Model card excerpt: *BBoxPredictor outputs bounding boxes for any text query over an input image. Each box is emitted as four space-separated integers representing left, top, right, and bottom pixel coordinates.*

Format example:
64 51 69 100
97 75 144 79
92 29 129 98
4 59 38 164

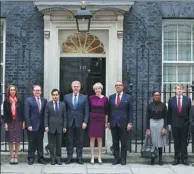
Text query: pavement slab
170 165 194 174
87 163 132 174
1 163 44 174
1 163 194 174
42 164 86 174
129 164 176 174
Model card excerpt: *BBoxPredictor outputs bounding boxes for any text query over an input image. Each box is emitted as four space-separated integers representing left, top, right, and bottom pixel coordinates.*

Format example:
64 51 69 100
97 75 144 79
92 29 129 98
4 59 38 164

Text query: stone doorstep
1 152 193 164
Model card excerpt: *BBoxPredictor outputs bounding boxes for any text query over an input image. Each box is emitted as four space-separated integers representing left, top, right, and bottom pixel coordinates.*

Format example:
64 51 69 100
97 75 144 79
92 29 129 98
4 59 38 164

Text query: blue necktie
73 95 78 109
55 101 59 113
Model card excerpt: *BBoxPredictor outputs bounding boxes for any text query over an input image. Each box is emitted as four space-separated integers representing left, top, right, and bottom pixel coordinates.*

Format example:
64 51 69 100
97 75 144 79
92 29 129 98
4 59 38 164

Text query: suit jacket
24 96 47 131
44 101 66 134
64 93 89 128
108 93 133 128
189 105 194 134
168 96 191 128
3 98 24 123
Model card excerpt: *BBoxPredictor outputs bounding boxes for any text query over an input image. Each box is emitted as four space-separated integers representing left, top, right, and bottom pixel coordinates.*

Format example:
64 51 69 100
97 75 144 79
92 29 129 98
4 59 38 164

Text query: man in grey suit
64 81 89 165
45 89 66 165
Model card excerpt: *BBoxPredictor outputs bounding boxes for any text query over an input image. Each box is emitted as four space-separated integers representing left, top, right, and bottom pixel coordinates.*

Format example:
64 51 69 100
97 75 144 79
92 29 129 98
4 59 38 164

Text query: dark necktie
73 94 78 109
116 94 120 108
55 101 59 113
37 97 41 112
178 97 181 114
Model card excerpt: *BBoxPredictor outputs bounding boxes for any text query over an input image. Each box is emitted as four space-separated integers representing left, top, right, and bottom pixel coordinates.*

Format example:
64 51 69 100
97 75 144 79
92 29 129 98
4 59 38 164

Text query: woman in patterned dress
3 85 24 164
88 82 108 165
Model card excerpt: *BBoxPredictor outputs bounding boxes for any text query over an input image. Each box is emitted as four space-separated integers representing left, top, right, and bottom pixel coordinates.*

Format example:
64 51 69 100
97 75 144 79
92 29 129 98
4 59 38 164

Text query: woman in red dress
88 82 108 165
3 85 24 164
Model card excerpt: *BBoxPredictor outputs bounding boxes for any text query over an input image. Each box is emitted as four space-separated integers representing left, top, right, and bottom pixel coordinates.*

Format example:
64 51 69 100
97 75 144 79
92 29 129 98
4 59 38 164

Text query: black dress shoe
112 159 120 165
50 159 56 165
172 159 179 165
28 159 34 165
151 158 155 165
38 158 46 165
120 161 126 165
182 159 189 166
65 159 73 164
158 160 163 166
76 159 84 165
158 157 163 166
56 159 62 165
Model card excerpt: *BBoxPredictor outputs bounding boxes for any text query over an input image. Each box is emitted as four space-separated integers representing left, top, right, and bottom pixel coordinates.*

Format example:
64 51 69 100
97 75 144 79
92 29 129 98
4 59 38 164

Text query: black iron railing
0 86 194 153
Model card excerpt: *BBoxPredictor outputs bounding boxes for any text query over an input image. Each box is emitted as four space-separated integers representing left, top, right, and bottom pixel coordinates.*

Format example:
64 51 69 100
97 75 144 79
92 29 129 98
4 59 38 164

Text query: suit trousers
48 131 62 160
111 125 128 162
27 130 44 160
172 125 189 160
66 121 84 160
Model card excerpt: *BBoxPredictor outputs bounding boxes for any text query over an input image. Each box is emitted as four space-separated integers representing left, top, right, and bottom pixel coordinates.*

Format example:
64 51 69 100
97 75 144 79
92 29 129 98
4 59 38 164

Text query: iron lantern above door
74 1 92 32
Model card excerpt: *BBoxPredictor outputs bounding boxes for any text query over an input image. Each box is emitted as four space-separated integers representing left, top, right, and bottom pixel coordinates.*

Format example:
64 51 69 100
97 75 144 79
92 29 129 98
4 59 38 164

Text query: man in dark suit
25 85 47 165
45 89 66 165
108 81 133 165
168 84 191 166
64 80 89 165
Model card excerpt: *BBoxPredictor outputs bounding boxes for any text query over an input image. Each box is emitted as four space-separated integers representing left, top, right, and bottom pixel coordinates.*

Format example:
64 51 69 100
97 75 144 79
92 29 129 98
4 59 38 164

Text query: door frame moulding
44 18 123 103
60 55 106 58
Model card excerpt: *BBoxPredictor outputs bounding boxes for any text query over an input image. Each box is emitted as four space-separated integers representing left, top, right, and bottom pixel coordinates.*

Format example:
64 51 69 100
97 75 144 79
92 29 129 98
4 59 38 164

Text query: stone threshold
1 151 193 164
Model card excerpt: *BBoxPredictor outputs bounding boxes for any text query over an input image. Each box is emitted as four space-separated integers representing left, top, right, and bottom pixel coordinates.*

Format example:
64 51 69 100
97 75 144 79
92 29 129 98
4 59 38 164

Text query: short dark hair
51 89 60 95
152 91 161 96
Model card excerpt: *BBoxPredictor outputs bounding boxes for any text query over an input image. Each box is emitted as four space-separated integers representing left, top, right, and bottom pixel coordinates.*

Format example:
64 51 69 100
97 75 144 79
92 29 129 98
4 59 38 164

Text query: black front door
60 57 106 147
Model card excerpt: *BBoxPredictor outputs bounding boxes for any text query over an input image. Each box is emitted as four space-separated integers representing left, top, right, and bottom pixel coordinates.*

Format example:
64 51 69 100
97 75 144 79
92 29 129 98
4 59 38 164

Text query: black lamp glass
74 1 92 32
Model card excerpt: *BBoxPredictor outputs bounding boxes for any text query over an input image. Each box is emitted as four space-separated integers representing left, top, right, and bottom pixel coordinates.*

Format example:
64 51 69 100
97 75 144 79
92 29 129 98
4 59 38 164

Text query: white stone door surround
35 1 134 151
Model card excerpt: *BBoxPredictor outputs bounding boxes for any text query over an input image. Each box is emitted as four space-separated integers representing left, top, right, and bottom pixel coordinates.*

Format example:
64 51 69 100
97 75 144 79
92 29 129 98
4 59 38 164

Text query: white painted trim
1 19 6 115
162 20 194 93
60 54 106 58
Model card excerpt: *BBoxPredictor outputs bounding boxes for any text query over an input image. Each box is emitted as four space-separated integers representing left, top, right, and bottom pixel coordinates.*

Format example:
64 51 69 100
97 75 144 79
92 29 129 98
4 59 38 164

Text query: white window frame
1 18 6 115
162 19 194 101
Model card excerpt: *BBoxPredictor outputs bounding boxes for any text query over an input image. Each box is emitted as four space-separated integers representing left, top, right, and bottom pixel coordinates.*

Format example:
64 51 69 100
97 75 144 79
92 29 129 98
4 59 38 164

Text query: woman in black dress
3 85 24 164
146 91 167 165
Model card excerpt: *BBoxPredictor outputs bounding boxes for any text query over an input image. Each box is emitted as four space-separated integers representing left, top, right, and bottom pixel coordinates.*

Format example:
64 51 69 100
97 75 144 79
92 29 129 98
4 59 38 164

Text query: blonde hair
175 84 184 90
93 82 103 90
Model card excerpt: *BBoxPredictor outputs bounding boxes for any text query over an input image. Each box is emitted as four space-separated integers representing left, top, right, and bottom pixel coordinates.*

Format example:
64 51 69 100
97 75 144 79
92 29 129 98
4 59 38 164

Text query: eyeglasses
52 94 59 96
34 90 41 92
115 84 123 87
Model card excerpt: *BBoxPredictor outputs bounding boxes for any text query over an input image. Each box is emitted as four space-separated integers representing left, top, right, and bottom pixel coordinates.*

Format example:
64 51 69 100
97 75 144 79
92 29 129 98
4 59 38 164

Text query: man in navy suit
25 85 47 165
168 84 191 166
64 81 89 165
108 81 133 165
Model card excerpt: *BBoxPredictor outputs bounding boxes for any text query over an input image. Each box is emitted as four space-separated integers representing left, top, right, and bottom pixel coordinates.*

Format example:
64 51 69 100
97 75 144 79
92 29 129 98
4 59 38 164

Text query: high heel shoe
98 158 102 165
14 155 18 164
90 159 95 165
10 156 15 165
